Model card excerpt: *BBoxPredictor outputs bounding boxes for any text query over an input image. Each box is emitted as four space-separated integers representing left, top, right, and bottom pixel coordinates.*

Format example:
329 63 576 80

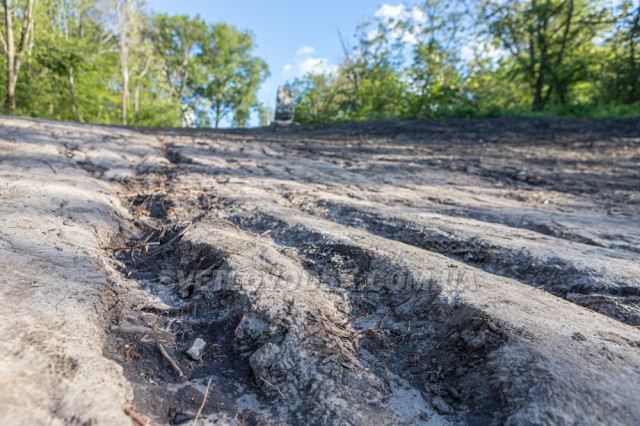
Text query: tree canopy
0 0 269 127
292 0 640 123
0 0 638 127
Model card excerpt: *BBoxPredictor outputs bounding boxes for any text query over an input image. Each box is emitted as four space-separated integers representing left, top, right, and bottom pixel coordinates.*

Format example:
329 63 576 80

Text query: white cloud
375 4 405 20
371 3 426 45
460 40 507 64
401 31 419 45
283 46 338 80
283 57 338 80
296 45 316 56
375 3 426 24
409 7 426 25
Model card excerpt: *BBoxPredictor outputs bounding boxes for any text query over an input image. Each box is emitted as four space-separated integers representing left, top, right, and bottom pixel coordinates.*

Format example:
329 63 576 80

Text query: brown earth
0 116 639 425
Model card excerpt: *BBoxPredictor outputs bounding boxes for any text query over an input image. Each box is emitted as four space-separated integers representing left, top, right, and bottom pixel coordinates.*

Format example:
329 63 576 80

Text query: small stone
447 386 461 401
415 411 429 422
186 338 207 360
461 329 486 349
431 396 452 415
408 365 422 374
572 332 587 342
159 275 174 285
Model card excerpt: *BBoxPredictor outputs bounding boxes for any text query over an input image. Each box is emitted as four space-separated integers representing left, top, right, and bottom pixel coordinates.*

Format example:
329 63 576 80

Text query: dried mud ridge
1 117 640 425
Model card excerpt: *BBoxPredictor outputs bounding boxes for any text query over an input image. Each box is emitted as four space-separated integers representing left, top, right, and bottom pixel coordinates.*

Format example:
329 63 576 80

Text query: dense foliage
1 1 638 127
291 0 640 123
0 0 269 127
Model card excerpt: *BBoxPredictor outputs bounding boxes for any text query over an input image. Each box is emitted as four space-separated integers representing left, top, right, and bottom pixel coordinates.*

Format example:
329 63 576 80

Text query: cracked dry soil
1 116 639 425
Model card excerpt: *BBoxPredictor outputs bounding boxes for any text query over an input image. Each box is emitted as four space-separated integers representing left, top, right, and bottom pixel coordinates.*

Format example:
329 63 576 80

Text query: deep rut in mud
95 119 640 425
102 151 509 425
104 172 264 424
229 211 511 424
308 202 640 326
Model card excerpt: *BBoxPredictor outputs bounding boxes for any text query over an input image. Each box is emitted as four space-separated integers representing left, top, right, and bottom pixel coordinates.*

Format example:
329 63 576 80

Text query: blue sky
148 0 421 119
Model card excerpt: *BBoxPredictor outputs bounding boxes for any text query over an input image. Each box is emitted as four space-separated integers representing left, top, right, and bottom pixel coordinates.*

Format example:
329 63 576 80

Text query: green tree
481 0 607 111
256 102 272 126
405 39 467 117
148 13 207 124
196 23 268 128
403 1 469 117
601 2 640 104
339 17 407 120
291 2 467 122
1 0 37 111
291 73 344 123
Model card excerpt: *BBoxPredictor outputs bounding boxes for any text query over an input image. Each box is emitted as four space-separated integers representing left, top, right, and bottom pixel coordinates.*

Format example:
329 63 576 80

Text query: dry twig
145 222 193 257
236 411 251 426
343 312 368 325
42 160 57 174
192 378 213 426
124 407 148 426
119 332 146 362
377 290 417 328
133 195 151 217
260 376 285 401
384 361 393 394
102 241 158 253
157 342 184 377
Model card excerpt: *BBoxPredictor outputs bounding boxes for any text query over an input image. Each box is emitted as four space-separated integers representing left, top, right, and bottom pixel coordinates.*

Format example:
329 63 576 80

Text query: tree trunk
529 42 544 112
59 0 80 121
116 0 130 125
531 0 548 112
628 7 640 104
133 85 139 122
121 61 128 124
133 55 151 124
533 71 545 112
631 48 638 104
68 65 79 120
177 60 189 125
551 0 574 106
4 1 15 111
2 0 35 112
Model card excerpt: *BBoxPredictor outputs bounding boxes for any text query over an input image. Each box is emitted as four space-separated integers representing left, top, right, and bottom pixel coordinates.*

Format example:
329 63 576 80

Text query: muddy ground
0 116 639 425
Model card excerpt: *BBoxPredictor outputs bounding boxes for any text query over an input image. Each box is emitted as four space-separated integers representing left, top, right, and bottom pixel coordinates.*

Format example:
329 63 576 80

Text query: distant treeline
1 1 638 128
292 0 640 122
0 1 269 127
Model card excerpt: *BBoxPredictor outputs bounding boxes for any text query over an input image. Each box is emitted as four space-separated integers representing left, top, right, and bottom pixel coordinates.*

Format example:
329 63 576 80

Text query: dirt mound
1 116 639 425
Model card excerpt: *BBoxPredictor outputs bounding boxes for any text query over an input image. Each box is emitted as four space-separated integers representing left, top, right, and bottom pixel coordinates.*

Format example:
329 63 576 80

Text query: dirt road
0 116 639 425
